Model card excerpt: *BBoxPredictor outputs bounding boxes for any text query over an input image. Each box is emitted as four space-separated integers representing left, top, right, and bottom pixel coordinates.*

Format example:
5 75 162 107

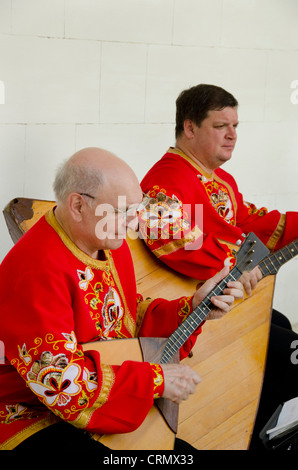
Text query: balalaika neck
160 265 242 364
259 239 298 277
160 238 298 364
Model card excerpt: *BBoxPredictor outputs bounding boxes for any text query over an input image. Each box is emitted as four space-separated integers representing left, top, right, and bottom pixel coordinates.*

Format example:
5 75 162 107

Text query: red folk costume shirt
140 148 298 282
0 208 198 450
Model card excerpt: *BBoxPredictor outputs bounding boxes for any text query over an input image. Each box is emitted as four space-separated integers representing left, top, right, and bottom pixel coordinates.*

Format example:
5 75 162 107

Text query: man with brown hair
140 83 298 294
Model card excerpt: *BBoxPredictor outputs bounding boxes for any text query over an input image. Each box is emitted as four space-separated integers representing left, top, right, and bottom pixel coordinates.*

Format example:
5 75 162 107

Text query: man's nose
226 126 237 139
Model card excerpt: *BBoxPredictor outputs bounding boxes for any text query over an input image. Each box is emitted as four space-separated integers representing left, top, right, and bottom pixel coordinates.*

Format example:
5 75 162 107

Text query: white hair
53 158 103 204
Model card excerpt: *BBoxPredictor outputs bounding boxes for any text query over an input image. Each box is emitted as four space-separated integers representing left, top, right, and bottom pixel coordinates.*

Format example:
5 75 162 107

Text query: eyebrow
213 120 239 125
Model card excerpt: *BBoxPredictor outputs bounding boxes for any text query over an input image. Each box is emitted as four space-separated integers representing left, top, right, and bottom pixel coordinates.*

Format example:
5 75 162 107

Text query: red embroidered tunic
0 209 198 449
140 148 298 281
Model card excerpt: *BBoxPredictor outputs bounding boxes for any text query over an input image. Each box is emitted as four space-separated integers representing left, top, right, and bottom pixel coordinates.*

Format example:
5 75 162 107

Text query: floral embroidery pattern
199 175 235 225
244 201 267 217
138 188 190 243
77 266 94 291
101 287 125 339
150 364 164 399
61 332 77 352
78 266 127 339
11 338 43 376
28 361 81 407
177 296 192 321
17 343 32 365
10 332 99 422
223 250 236 270
83 368 98 392
0 404 42 425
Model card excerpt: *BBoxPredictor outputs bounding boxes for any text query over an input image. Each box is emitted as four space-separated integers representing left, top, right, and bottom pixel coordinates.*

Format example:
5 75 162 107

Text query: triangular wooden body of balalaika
83 337 179 450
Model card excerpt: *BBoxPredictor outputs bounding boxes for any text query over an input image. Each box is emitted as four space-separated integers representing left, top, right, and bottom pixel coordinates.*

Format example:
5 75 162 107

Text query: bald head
53 147 142 256
53 147 140 205
69 147 128 174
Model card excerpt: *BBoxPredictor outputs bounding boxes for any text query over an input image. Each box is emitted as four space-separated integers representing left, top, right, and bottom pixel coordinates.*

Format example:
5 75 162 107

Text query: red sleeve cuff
150 363 165 399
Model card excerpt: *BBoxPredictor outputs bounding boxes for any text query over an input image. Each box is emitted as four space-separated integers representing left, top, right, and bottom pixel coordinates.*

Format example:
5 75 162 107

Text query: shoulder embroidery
101 287 125 339
198 174 236 225
77 265 128 339
138 189 190 243
77 267 94 291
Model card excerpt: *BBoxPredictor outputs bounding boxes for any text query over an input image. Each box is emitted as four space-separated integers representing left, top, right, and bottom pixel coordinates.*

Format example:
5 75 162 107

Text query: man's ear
68 193 83 222
183 119 196 138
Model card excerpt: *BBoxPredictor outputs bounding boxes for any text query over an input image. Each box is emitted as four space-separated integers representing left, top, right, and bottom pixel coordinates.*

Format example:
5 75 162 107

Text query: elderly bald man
0 147 243 451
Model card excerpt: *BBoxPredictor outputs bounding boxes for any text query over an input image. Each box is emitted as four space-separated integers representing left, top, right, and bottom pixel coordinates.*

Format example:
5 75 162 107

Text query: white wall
0 0 297 325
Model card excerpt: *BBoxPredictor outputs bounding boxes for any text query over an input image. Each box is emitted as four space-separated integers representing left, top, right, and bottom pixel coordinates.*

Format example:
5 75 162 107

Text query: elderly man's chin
98 234 126 251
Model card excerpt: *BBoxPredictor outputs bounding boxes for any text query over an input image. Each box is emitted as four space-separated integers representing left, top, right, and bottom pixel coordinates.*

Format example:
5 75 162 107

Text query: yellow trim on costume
152 225 202 258
46 208 136 336
74 364 115 429
150 363 164 399
0 414 60 450
212 174 238 218
170 147 238 217
46 209 110 271
267 213 286 251
135 298 155 335
170 147 213 180
107 257 136 337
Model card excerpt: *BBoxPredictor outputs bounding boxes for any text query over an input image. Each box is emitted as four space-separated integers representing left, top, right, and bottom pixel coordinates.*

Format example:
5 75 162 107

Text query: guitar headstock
235 232 269 274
